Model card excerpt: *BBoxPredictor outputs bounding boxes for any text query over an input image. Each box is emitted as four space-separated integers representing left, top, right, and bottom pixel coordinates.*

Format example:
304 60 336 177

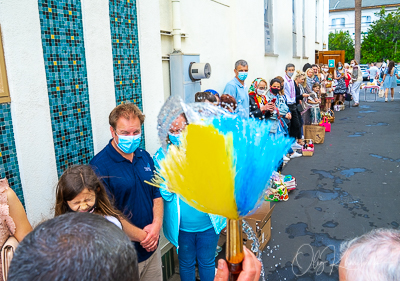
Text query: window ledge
302 56 309 59
265 53 279 57
293 56 301 59
0 97 11 104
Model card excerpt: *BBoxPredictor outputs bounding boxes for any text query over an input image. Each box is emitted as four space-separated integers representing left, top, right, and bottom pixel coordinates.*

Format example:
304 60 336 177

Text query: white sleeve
105 215 123 229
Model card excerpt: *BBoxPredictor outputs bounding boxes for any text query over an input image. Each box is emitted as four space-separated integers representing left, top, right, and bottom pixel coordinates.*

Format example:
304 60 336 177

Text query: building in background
0 0 328 277
161 0 329 101
329 0 400 40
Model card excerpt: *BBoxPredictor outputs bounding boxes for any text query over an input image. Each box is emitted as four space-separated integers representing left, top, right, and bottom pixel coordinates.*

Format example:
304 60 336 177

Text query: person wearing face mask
319 64 330 111
249 78 274 119
283 64 302 146
349 59 363 107
325 72 334 111
266 78 291 134
153 114 226 281
223 59 250 118
333 61 347 103
90 103 163 281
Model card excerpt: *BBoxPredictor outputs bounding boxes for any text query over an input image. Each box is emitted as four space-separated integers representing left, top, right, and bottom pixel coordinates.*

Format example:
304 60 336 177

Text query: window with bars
331 18 345 27
302 0 306 57
264 0 274 54
362 16 371 25
315 0 319 42
292 0 297 56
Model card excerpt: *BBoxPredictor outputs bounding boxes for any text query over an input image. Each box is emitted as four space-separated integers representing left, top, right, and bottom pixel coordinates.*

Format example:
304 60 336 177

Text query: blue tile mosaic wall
38 0 94 176
109 0 145 148
0 103 24 205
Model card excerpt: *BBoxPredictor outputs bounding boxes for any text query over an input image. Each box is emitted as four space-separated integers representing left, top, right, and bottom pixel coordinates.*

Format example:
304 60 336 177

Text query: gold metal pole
226 219 244 280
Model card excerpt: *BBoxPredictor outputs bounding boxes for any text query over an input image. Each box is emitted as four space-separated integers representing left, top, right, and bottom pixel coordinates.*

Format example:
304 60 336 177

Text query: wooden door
316 50 345 73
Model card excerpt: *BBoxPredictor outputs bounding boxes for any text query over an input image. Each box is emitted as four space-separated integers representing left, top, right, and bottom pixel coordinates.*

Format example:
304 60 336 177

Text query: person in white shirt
368 63 379 82
283 63 302 141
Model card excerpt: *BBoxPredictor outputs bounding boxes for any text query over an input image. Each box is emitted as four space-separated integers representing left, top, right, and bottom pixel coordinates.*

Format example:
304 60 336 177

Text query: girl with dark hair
266 78 291 134
55 165 126 229
382 61 400 102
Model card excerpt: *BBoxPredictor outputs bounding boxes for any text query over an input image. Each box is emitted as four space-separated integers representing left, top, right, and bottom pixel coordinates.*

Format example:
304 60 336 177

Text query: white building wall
81 0 117 155
0 0 58 225
137 0 167 155
159 0 330 98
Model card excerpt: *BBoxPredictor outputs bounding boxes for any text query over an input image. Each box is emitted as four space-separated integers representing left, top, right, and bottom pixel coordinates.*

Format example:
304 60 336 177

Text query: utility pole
354 0 362 62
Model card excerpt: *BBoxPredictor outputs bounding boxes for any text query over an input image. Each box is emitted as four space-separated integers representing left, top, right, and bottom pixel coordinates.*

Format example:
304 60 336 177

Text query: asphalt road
263 85 400 280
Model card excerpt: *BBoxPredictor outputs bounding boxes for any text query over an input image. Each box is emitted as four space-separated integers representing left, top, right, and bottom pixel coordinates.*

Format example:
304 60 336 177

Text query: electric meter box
189 63 211 81
170 53 211 103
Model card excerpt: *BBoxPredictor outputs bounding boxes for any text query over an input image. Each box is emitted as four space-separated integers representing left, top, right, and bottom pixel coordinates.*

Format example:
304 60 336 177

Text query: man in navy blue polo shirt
90 103 163 281
223 59 250 118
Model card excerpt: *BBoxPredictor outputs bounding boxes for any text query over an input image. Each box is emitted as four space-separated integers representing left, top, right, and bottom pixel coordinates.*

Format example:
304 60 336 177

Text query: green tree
329 30 354 62
361 7 400 63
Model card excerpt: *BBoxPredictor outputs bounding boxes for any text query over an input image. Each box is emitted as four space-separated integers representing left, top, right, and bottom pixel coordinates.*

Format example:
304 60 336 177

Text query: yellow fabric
153 124 239 219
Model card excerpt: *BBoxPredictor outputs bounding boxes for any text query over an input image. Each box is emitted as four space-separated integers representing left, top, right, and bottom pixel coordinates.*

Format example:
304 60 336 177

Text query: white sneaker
291 143 303 150
290 152 302 159
283 155 290 161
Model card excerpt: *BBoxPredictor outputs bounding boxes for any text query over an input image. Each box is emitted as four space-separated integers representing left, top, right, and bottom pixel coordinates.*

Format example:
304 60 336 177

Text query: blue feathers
211 116 293 217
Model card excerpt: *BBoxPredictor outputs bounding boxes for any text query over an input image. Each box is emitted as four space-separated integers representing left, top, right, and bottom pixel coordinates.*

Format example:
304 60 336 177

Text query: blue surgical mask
115 134 141 154
338 67 342 70
287 72 294 78
168 133 181 146
238 72 248 81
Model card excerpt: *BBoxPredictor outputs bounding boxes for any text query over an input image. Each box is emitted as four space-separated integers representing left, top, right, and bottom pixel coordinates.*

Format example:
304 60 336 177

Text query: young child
55 165 124 229
325 73 334 112
308 83 322 125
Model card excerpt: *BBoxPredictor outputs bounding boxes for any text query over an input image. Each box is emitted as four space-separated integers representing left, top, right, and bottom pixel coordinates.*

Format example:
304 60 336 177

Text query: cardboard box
243 201 275 251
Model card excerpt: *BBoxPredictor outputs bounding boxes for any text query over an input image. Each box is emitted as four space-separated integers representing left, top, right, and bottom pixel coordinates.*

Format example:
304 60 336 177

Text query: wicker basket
322 110 335 123
334 100 345 111
302 139 314 156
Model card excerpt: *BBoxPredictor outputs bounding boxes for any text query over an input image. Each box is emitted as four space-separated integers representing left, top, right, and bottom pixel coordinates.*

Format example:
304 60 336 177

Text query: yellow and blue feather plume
152 114 292 219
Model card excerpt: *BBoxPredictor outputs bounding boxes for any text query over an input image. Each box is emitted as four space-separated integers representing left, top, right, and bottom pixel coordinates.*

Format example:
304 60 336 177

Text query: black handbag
344 93 353 101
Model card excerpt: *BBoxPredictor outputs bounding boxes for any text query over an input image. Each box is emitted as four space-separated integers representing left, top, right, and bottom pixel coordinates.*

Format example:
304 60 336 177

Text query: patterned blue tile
38 0 94 176
109 0 145 148
0 103 24 205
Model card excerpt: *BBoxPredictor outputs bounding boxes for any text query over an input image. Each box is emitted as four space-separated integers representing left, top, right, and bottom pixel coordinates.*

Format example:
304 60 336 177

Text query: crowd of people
0 59 399 281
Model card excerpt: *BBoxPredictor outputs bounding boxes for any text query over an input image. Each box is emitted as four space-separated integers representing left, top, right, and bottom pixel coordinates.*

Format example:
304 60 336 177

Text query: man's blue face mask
238 72 248 81
115 133 141 154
